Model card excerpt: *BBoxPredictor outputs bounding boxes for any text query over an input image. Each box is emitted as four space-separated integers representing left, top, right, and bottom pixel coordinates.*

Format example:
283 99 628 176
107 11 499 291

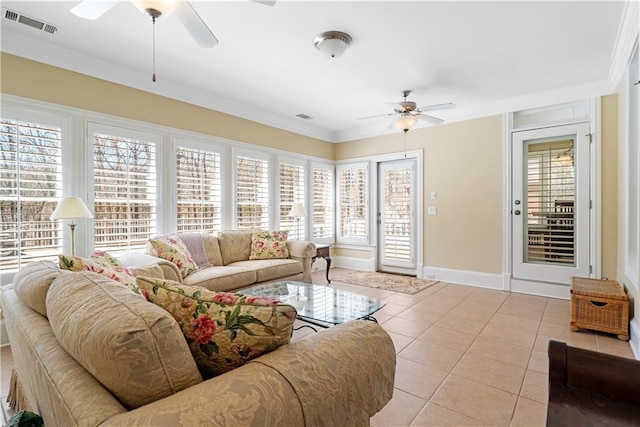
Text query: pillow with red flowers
59 251 141 294
249 230 290 260
148 234 198 278
136 276 296 378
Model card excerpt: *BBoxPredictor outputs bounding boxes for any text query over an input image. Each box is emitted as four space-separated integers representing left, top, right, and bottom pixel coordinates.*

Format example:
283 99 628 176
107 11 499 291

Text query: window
176 145 222 233
311 163 334 242
235 152 269 230
337 162 369 244
0 117 63 273
92 126 157 254
279 160 305 239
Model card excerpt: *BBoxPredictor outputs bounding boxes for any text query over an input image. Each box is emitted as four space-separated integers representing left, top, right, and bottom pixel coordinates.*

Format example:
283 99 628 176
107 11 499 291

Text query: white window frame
171 136 225 235
277 156 307 239
232 148 272 230
0 107 71 285
336 161 370 245
87 122 162 255
310 161 335 244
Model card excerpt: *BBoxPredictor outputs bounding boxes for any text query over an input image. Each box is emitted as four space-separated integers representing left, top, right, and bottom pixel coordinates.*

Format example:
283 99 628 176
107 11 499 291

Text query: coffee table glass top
240 281 386 326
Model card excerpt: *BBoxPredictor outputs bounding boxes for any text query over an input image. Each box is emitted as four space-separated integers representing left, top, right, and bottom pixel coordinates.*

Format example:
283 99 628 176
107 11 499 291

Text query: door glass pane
525 137 575 266
382 165 412 263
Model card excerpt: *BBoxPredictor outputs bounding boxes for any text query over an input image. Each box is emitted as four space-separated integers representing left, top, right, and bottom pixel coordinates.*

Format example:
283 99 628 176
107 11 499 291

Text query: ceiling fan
359 90 456 132
70 0 274 81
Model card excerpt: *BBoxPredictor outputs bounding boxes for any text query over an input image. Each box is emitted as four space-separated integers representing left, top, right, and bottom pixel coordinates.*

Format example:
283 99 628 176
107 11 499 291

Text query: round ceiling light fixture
312 30 352 58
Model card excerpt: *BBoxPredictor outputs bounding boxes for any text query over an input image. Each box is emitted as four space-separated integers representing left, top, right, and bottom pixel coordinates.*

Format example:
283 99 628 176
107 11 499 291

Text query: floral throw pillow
136 276 296 378
249 230 290 260
59 251 141 294
148 235 198 278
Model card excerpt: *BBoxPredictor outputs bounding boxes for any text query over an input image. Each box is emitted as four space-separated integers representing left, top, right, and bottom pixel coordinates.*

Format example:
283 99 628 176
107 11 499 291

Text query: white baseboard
422 266 504 290
333 255 375 272
630 318 640 360
509 278 571 300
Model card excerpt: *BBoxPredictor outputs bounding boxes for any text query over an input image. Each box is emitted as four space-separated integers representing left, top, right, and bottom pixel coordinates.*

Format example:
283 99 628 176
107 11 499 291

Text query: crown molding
608 0 639 86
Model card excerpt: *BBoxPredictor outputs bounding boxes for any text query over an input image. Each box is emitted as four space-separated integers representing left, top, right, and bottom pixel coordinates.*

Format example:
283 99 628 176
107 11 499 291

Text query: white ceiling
0 1 630 142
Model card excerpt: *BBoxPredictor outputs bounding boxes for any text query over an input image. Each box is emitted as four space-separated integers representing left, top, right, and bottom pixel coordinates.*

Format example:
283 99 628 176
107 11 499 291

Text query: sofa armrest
100 320 395 427
118 252 183 284
286 240 316 283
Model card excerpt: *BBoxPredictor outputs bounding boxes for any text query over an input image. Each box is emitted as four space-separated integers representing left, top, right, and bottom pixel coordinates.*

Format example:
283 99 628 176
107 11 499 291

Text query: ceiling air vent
3 8 59 35
296 113 314 120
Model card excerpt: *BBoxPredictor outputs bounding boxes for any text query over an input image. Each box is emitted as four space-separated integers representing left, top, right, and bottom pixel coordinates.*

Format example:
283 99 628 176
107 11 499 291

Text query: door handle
514 210 521 215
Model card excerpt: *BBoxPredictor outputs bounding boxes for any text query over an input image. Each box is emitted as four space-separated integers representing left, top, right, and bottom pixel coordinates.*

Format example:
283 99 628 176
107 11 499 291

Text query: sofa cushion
183 266 257 292
136 276 296 378
202 234 224 266
229 259 303 283
249 230 290 260
12 260 66 317
46 272 203 410
177 233 211 268
59 251 140 294
149 235 198 278
217 230 252 265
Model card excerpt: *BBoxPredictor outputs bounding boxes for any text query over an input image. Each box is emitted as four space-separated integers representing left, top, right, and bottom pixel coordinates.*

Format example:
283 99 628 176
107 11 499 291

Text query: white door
512 123 591 284
377 159 417 275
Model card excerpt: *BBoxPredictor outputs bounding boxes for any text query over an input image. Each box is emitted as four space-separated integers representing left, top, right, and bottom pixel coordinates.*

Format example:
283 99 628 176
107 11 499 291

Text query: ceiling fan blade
418 114 444 125
176 2 219 48
357 113 395 120
251 0 276 5
70 0 118 19
418 103 456 113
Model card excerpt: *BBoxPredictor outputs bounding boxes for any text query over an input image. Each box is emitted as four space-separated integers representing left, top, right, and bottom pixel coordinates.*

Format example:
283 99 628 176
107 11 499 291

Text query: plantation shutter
279 161 305 239
0 118 63 271
312 164 334 241
176 146 222 233
337 162 368 243
526 142 575 265
93 132 157 253
236 154 269 230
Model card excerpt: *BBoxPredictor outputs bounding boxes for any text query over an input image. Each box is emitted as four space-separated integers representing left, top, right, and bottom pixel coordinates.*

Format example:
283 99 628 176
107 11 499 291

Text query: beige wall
336 115 504 275
0 53 334 159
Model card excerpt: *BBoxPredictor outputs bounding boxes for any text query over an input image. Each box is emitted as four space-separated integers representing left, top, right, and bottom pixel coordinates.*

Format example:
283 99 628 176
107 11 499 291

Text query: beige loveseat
1 260 396 426
139 230 317 292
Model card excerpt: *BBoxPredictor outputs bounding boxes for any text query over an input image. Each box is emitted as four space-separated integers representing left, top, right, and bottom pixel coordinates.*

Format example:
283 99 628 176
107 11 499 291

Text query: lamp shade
133 0 181 17
288 203 307 217
395 115 419 131
50 197 93 220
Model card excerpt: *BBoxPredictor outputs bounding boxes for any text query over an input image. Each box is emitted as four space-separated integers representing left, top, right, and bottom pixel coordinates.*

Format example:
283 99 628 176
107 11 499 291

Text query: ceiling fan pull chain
152 15 157 82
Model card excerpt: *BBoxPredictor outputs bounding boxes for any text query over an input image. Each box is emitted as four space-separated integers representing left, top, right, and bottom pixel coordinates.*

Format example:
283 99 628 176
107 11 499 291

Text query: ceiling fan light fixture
395 114 418 132
313 30 352 58
134 0 181 18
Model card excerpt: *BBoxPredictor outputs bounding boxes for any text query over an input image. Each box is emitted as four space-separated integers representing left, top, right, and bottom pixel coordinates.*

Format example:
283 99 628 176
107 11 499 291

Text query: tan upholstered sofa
136 230 317 291
1 260 396 426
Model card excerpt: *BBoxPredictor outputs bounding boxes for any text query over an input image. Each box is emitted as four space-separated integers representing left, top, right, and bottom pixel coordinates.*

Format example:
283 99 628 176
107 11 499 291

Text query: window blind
176 146 221 233
93 133 156 253
236 155 269 230
382 166 412 262
337 163 368 241
526 142 575 265
279 162 305 239
0 118 63 271
312 166 334 240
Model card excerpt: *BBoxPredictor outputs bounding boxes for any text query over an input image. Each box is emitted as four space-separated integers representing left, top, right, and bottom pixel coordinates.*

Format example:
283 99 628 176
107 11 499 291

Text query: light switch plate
428 206 437 215
430 192 437 200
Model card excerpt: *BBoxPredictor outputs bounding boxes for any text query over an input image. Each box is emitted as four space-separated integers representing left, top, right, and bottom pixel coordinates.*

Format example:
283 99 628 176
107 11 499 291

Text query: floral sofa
134 230 317 292
1 259 396 426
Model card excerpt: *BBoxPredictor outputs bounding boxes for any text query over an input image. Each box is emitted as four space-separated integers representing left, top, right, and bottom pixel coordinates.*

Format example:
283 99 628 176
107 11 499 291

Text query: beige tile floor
1 268 636 427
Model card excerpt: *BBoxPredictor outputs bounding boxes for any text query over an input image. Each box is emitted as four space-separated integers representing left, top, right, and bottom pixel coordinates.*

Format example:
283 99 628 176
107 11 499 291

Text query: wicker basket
570 277 629 341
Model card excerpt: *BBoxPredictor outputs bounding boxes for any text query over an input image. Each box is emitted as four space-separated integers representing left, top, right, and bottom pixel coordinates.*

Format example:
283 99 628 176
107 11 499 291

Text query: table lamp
288 203 306 240
50 197 93 256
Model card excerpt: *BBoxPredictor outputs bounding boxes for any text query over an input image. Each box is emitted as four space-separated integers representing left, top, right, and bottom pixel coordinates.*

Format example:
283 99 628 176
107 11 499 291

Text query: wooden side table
312 244 332 283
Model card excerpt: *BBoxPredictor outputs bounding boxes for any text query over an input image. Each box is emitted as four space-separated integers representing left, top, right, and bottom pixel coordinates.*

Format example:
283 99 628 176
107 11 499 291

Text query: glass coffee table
240 281 386 328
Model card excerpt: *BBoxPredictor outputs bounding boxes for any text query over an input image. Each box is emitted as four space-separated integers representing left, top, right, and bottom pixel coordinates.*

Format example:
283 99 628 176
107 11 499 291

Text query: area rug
332 271 439 295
